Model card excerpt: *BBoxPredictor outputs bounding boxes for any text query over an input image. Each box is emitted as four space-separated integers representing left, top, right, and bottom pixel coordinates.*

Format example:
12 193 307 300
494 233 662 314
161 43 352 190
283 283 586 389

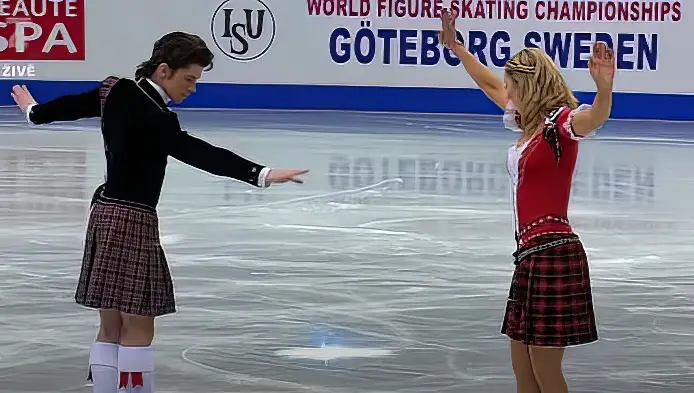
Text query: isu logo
210 0 276 61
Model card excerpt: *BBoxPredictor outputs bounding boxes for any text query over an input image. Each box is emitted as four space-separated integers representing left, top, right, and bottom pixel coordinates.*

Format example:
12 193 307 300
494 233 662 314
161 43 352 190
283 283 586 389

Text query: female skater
439 9 614 393
11 32 308 393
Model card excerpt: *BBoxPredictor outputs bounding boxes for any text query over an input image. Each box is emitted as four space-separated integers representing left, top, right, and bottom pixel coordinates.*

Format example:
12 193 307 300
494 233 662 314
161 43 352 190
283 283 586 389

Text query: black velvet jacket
28 76 267 208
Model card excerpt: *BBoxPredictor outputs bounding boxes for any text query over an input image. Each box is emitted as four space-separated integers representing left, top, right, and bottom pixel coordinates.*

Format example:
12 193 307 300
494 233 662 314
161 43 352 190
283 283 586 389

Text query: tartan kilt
501 234 598 347
74 189 176 317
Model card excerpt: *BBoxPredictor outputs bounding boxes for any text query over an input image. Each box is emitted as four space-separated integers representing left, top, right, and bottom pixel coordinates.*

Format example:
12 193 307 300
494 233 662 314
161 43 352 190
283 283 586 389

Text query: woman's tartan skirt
501 234 598 347
74 187 176 317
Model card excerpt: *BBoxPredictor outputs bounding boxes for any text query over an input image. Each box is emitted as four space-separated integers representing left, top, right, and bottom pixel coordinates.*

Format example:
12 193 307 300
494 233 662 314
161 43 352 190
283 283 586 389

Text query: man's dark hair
135 31 214 79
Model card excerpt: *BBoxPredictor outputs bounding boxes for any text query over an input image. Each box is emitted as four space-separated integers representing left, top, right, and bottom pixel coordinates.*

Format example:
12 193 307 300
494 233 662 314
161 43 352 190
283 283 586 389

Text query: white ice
0 108 693 392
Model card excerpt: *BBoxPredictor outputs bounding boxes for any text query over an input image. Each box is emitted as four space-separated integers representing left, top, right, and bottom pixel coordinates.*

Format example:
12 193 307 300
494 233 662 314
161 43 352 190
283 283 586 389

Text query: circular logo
210 0 276 62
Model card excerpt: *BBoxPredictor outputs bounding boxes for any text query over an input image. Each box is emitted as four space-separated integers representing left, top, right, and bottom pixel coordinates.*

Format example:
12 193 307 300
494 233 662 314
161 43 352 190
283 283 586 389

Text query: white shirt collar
145 78 170 103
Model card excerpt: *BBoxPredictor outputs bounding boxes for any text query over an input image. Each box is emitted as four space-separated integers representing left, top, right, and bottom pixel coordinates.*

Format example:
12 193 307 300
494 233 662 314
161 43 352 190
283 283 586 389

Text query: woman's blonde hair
504 47 578 135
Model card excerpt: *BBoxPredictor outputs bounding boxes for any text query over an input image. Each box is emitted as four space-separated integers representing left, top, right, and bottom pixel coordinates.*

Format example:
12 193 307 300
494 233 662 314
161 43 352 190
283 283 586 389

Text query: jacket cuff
258 167 272 188
25 103 35 124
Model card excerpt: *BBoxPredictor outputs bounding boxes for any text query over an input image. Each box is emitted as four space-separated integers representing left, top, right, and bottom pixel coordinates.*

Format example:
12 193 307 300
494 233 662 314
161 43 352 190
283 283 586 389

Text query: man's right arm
27 76 120 124
27 87 100 124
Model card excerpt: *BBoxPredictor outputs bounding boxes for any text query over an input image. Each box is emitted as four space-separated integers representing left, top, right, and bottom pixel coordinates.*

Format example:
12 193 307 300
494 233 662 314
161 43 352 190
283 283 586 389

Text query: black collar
136 78 168 111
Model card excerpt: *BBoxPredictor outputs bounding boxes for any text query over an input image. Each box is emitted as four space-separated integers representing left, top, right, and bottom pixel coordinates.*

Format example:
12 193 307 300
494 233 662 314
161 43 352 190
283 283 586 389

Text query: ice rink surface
0 107 693 392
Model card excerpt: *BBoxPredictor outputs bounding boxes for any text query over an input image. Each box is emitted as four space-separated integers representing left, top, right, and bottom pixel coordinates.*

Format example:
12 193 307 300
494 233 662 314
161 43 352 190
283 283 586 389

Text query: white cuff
89 342 119 367
117 345 155 372
258 167 272 188
25 103 35 124
564 104 595 140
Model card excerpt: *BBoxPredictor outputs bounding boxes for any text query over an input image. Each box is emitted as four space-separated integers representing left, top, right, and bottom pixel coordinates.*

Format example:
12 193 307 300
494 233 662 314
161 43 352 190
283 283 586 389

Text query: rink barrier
0 80 692 121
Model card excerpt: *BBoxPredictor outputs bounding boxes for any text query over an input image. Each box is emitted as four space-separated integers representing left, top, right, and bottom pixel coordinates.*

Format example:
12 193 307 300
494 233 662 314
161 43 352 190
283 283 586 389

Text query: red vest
507 106 586 246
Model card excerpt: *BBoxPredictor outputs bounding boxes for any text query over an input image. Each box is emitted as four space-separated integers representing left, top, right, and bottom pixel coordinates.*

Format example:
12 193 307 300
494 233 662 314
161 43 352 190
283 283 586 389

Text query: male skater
11 31 308 393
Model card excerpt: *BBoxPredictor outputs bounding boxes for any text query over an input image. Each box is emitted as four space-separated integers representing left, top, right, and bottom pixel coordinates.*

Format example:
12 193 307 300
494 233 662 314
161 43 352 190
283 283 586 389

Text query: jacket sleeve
159 111 270 187
27 86 101 124
26 77 122 124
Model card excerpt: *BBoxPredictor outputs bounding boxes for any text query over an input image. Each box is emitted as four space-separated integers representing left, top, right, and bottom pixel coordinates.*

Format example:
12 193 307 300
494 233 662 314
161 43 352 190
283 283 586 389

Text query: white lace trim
563 104 595 140
503 100 522 132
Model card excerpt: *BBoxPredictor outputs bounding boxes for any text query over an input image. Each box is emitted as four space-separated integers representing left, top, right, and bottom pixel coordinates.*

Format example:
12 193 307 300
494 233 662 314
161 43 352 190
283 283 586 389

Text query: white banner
0 0 688 94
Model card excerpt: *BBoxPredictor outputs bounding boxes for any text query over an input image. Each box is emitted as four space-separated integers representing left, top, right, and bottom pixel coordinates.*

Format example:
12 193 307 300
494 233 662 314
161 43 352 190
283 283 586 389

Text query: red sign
0 0 85 60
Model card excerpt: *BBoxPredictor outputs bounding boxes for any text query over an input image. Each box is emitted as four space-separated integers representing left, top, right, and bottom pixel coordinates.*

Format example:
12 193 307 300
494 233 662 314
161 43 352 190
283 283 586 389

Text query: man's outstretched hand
11 85 37 114
267 169 309 185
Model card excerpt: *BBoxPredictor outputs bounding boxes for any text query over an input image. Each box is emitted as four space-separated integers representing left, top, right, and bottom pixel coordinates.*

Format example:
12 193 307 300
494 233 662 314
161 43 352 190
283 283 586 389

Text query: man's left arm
161 111 271 187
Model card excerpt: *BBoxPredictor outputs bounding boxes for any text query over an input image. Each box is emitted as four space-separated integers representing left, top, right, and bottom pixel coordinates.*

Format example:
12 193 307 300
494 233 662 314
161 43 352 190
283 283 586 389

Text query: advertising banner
0 0 85 61
0 0 690 120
